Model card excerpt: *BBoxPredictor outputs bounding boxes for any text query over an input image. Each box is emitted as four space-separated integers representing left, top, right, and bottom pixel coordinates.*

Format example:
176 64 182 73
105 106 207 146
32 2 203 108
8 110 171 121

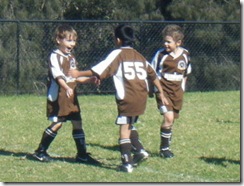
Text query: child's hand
66 87 73 98
160 93 169 105
91 76 100 86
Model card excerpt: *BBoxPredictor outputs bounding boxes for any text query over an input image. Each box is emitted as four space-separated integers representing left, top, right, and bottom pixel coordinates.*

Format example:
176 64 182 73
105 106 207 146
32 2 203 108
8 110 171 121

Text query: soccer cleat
75 153 101 165
132 150 149 167
160 150 174 158
118 163 133 173
33 151 52 162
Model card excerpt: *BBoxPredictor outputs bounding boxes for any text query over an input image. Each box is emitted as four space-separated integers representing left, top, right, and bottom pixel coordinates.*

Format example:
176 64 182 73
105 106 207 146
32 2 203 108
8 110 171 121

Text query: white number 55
123 62 147 80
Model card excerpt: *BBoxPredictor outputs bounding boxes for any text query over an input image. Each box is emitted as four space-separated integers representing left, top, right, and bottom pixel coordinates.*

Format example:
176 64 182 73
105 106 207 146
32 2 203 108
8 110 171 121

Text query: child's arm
152 78 169 105
68 69 93 78
56 77 73 98
76 76 100 85
181 77 187 91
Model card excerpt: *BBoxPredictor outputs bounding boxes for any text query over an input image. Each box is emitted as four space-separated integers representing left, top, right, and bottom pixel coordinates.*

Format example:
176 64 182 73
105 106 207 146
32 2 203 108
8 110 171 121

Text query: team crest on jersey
70 58 76 69
177 60 187 70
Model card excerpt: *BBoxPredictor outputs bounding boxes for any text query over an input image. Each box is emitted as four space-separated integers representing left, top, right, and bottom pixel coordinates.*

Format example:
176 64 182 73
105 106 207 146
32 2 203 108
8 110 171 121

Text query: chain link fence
0 20 240 95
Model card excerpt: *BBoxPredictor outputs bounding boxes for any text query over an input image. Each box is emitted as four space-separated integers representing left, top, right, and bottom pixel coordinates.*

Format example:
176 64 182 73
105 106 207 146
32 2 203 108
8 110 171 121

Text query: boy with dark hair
69 24 168 173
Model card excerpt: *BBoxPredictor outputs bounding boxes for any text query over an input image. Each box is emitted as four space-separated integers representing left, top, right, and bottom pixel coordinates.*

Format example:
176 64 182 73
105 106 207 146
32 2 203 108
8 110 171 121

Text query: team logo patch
177 60 187 70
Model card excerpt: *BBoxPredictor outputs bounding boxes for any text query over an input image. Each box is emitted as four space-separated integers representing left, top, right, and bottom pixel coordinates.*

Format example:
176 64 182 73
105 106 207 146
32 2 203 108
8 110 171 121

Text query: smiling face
57 35 77 54
54 25 77 55
163 35 182 53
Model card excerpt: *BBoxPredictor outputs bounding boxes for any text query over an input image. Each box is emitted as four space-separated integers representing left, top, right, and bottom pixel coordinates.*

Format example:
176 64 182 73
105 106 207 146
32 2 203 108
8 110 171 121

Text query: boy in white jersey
69 24 168 173
33 24 99 164
150 24 192 158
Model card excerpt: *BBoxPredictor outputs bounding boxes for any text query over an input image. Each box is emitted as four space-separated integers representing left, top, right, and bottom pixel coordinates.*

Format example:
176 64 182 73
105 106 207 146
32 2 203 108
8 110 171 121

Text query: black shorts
48 112 82 122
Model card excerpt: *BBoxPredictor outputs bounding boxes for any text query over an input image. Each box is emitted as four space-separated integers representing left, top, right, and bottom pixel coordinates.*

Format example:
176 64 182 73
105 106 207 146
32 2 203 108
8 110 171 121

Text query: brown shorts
155 92 180 119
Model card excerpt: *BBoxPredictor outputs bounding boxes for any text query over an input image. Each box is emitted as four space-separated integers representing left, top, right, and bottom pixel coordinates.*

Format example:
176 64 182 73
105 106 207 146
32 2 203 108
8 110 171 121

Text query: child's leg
72 120 99 164
130 126 144 153
71 120 87 157
34 122 62 161
119 124 132 165
160 112 174 158
130 125 149 166
35 122 62 152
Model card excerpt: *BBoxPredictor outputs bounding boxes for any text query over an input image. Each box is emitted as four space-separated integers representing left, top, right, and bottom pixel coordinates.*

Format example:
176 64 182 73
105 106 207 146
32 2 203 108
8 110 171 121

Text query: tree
164 0 240 21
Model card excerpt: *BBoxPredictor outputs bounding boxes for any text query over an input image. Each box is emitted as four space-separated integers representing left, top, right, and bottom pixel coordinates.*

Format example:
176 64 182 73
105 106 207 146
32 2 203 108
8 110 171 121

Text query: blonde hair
162 24 184 42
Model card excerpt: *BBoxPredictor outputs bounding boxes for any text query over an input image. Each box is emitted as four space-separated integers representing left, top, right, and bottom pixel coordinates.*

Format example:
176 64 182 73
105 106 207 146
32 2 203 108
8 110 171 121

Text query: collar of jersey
53 49 71 58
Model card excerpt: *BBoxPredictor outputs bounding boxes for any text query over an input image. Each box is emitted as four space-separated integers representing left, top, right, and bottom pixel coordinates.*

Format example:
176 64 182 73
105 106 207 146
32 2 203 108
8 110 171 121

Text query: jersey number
123 62 147 80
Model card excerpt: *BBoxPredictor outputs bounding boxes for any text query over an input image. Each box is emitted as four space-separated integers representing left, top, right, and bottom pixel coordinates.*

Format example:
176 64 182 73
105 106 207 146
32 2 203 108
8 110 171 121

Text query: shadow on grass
88 143 119 151
199 156 240 167
0 148 117 171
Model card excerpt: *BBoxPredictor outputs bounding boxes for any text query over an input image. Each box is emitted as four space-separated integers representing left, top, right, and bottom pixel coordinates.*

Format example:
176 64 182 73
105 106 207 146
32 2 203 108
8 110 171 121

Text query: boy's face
163 36 181 53
56 36 77 54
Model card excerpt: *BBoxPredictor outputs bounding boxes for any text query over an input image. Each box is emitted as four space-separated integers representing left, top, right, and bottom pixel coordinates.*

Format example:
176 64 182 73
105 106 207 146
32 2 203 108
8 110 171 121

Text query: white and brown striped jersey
47 49 80 119
91 47 157 116
151 47 191 111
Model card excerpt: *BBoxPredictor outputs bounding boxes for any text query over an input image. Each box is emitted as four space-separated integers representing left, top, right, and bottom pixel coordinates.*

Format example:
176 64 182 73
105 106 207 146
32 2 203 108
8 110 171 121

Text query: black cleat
75 153 101 165
117 163 133 173
160 150 174 158
132 150 149 167
33 151 52 162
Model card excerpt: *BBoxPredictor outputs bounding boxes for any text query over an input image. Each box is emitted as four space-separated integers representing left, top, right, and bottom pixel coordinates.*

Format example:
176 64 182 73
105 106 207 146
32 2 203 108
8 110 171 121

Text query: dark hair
114 24 135 46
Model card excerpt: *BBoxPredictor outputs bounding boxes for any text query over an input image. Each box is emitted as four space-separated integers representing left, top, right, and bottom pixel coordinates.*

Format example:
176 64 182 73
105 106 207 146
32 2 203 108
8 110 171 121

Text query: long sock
119 138 132 164
73 129 87 156
130 126 144 153
36 127 57 152
160 128 172 151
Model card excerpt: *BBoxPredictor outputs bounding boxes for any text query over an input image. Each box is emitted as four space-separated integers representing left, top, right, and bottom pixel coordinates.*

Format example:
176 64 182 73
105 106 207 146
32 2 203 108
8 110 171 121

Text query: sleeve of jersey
150 50 160 70
184 54 192 76
49 53 66 81
147 62 157 81
91 49 121 79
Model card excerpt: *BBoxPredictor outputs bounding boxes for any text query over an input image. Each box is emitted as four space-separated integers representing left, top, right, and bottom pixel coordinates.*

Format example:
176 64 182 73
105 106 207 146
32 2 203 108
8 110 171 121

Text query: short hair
162 24 184 42
114 24 135 46
54 24 77 43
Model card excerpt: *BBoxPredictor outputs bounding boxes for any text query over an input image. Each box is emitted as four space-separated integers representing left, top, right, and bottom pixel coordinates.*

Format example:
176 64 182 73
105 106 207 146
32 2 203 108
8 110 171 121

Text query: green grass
0 91 240 182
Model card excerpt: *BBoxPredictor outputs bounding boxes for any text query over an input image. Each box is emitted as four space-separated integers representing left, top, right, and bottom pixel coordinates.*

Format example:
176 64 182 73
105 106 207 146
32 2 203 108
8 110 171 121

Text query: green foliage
167 0 240 21
0 91 240 182
0 1 240 93
0 0 240 21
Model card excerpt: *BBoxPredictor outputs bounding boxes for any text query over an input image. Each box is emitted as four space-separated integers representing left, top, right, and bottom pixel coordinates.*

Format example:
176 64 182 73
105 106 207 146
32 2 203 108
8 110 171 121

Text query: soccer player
33 24 99 164
150 24 192 158
69 24 168 173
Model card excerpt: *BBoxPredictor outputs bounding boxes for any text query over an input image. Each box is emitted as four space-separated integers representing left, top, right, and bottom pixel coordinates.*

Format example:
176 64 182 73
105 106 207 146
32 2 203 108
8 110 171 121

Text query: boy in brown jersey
33 24 99 164
69 24 167 173
150 24 192 158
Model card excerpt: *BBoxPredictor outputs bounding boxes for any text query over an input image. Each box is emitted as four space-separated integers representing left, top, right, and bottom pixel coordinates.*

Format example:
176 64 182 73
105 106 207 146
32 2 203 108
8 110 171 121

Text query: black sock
36 127 57 153
73 129 86 156
119 138 132 164
130 127 144 153
160 128 172 151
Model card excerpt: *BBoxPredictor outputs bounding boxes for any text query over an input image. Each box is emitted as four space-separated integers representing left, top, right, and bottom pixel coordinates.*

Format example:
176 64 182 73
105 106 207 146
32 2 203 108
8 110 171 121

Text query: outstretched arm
76 76 100 85
68 69 93 78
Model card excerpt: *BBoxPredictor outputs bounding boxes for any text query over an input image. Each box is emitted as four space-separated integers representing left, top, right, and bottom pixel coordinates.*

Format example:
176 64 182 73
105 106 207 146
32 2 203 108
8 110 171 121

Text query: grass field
0 91 240 183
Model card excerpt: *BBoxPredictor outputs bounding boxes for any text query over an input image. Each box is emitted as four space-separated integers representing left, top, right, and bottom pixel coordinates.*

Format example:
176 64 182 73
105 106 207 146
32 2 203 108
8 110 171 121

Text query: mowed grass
0 91 240 182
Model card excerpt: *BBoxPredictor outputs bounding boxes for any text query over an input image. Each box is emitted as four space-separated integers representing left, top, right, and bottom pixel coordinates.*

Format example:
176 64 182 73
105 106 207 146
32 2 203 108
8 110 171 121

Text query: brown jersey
91 47 157 116
46 49 80 120
151 47 191 111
